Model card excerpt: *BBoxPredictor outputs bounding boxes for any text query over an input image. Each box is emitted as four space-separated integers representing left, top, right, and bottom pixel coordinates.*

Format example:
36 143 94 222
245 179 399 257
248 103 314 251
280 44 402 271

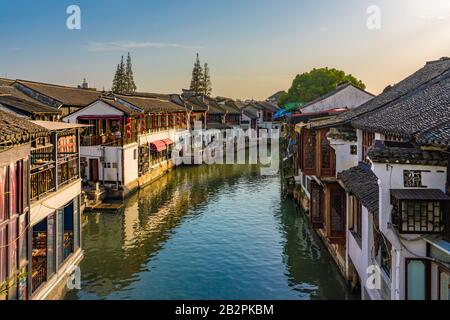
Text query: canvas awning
162 138 174 146
150 140 167 152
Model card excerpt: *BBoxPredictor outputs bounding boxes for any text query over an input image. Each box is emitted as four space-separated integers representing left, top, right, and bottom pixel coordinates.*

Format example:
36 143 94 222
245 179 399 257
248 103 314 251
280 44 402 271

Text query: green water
65 164 356 300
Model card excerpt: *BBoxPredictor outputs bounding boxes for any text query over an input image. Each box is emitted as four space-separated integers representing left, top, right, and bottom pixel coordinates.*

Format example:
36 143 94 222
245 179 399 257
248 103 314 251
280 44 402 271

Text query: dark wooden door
329 184 346 243
310 182 324 228
89 159 99 182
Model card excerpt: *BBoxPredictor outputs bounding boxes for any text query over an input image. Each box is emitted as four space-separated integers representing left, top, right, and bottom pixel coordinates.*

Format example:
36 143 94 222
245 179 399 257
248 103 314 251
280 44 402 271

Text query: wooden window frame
394 199 447 234
319 129 336 177
349 196 363 243
362 130 375 162
302 129 316 176
310 182 324 228
328 184 346 243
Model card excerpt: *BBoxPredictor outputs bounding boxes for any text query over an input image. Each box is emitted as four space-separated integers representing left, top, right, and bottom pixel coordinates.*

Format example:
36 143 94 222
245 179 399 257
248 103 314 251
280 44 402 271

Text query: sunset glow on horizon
1 0 450 100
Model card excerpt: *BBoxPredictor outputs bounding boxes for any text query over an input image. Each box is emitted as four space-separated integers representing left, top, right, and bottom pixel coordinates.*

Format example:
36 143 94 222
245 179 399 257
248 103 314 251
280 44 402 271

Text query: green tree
190 53 203 95
125 52 137 94
201 62 212 96
112 56 126 94
279 67 366 106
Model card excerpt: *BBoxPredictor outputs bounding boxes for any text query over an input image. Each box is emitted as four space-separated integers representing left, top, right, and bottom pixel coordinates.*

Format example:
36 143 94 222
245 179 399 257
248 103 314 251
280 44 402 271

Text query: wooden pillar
52 131 59 191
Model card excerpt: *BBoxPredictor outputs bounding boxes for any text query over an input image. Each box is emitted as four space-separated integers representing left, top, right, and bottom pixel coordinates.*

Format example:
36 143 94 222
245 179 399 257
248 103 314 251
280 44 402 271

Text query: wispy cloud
86 41 202 52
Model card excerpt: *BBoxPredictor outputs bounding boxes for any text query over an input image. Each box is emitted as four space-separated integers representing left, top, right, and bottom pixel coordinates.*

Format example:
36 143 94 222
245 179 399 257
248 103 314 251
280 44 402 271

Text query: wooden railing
81 134 123 147
31 152 80 202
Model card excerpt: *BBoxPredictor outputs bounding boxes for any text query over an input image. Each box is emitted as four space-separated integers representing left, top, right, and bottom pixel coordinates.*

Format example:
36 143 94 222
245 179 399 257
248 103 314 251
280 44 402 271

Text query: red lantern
126 117 132 139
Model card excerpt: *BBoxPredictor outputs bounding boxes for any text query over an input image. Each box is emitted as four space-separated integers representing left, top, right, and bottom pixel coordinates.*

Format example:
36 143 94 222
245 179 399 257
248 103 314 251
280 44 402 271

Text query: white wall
329 138 358 174
63 100 124 123
301 85 373 114
81 146 124 183
30 181 81 226
372 162 447 299
123 143 139 185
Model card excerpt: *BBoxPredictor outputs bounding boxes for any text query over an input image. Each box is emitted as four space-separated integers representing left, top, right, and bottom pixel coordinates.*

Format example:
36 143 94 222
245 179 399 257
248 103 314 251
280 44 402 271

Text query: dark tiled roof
391 189 450 201
182 96 209 112
351 69 450 140
100 98 139 115
218 100 241 114
242 106 259 119
0 110 48 146
0 78 14 86
416 122 450 146
204 98 226 114
15 80 101 107
267 91 286 101
315 58 450 131
116 94 186 113
256 101 280 112
338 162 379 215
0 85 56 110
327 126 357 142
367 140 447 166
0 95 60 115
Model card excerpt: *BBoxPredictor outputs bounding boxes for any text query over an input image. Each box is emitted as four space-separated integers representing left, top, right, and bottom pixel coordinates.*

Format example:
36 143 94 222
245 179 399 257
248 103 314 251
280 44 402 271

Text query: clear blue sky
1 0 450 99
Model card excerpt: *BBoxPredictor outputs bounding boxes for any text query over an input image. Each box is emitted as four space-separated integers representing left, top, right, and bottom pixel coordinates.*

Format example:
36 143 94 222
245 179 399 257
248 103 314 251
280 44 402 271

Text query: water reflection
66 164 356 300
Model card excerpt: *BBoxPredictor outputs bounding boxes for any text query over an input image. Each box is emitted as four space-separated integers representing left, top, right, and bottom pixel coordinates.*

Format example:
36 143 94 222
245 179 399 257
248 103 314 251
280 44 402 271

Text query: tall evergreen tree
125 52 137 94
112 63 121 93
201 63 212 96
190 53 203 95
112 56 126 94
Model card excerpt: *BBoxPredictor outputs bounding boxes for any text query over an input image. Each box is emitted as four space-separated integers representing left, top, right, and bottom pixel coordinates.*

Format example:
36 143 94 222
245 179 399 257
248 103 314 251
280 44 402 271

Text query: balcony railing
31 151 80 202
31 163 56 202
81 134 123 147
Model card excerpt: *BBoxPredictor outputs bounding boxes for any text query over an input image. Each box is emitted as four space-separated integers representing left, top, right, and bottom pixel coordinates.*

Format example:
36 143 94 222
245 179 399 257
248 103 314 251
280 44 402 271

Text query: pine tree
112 56 126 94
190 53 203 95
125 52 137 94
201 63 212 96
112 64 121 93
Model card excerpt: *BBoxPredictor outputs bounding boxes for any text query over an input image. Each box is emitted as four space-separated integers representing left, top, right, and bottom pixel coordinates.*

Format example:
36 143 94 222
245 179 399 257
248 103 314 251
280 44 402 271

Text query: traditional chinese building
0 111 86 300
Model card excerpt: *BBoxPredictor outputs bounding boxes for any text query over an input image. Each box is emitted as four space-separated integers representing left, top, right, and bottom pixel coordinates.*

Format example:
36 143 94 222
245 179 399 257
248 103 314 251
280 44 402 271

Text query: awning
162 138 174 146
391 189 450 201
150 140 167 152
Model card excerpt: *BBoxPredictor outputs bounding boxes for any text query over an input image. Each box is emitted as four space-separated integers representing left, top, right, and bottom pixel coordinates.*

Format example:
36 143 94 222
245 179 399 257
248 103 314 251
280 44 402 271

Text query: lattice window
399 200 446 234
304 130 316 170
321 132 330 169
404 170 423 188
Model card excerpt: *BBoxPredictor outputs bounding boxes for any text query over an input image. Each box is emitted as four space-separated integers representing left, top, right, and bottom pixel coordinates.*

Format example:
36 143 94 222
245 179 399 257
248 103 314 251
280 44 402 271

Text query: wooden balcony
31 150 80 202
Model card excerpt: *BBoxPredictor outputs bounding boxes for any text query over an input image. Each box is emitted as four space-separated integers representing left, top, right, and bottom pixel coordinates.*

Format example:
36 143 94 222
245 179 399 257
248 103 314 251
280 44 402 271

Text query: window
0 166 7 223
73 197 80 250
0 226 7 299
133 149 137 160
394 200 446 234
350 145 357 155
47 214 56 278
310 183 324 228
63 203 74 260
329 185 346 242
406 259 430 300
349 196 363 241
439 269 449 300
362 130 375 162
32 219 48 293
303 130 316 175
404 170 424 188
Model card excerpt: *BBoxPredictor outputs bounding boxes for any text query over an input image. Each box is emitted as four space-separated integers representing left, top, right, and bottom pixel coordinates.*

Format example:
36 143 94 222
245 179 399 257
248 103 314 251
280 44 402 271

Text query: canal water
65 163 356 300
